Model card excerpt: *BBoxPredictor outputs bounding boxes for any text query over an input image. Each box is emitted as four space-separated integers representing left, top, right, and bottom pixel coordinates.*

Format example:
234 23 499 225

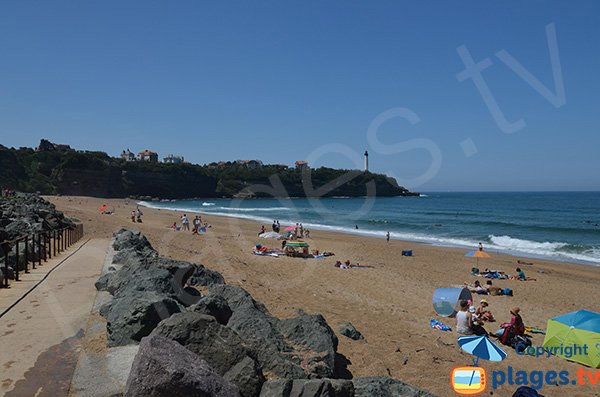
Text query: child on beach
512 267 536 281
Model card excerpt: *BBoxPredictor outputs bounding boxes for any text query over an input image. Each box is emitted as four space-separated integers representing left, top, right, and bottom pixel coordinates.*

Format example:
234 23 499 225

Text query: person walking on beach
478 242 484 251
136 207 143 223
181 214 190 231
131 210 136 223
386 232 390 242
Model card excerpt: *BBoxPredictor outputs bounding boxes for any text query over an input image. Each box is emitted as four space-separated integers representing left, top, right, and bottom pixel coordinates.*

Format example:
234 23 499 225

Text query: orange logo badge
451 366 487 395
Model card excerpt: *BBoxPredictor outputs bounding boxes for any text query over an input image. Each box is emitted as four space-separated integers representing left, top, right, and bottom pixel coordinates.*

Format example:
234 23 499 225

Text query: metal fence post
3 246 8 288
15 240 20 282
24 236 29 273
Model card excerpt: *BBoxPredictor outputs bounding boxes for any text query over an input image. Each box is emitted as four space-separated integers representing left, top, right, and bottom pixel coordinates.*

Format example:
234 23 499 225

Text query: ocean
139 192 600 266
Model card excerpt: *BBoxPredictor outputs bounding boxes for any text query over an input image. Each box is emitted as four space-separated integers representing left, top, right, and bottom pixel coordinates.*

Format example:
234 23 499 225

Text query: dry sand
46 196 600 397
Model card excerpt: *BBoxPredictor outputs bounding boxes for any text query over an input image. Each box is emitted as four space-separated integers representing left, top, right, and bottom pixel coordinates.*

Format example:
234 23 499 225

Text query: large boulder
124 335 241 397
103 291 182 347
279 314 339 378
151 312 252 376
260 379 354 397
208 285 305 379
353 377 436 397
112 229 154 252
188 295 233 325
223 356 265 397
187 263 225 286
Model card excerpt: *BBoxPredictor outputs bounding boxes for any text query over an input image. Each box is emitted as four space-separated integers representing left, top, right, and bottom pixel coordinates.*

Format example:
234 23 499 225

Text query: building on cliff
121 149 136 161
235 159 263 169
164 154 184 164
138 150 158 162
295 160 309 170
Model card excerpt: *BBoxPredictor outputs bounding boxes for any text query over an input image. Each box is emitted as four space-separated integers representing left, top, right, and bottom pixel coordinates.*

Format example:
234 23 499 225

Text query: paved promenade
0 238 108 397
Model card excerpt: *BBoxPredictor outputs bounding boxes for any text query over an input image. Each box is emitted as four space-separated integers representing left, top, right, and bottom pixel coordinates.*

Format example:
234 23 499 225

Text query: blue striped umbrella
458 335 507 365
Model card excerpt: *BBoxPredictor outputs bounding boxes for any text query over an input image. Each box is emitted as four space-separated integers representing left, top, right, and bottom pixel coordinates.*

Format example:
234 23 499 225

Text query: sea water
140 192 600 266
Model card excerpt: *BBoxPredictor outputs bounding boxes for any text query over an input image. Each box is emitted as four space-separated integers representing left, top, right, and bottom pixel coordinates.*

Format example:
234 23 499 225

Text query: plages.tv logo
451 366 487 395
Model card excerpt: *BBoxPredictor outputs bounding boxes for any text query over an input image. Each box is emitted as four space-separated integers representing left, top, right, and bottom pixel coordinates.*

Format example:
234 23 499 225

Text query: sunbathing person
465 280 488 294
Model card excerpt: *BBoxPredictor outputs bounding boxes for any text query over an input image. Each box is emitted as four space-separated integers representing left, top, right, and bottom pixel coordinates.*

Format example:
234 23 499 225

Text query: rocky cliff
0 141 418 199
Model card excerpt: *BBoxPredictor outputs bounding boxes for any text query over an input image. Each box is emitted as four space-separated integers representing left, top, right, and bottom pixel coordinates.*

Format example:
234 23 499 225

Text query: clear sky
0 1 598 191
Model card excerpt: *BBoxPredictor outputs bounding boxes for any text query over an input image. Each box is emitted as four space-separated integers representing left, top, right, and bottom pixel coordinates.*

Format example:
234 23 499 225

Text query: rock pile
0 193 75 281
97 229 436 397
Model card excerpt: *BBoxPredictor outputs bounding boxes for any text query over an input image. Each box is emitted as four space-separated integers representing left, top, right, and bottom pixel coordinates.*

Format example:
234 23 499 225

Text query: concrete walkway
0 238 109 397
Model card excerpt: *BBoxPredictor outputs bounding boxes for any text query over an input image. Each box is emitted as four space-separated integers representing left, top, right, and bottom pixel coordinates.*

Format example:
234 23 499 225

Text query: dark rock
187 263 225 286
208 285 284 349
105 266 178 299
353 377 436 397
112 229 154 252
259 380 292 397
338 322 364 341
151 312 250 375
104 291 181 347
188 295 232 325
260 379 354 397
208 285 305 379
124 335 241 397
223 356 265 397
279 314 339 378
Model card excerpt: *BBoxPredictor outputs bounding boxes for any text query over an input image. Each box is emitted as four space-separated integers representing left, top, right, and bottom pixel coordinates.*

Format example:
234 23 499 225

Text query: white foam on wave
136 201 600 266
488 235 600 265
202 202 216 206
210 206 292 212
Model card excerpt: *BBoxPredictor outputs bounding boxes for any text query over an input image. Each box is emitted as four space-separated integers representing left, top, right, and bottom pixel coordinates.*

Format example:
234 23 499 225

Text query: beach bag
488 287 502 296
402 250 413 256
512 386 544 397
502 288 513 296
513 335 532 354
471 267 480 275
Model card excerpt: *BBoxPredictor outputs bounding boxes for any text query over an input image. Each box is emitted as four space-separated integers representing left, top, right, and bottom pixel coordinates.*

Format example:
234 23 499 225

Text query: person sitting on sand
304 229 310 238
495 307 525 345
456 300 473 335
511 267 536 281
476 299 495 322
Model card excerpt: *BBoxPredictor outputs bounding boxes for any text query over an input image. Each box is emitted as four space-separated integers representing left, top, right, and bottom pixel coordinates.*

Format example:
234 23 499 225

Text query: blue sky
0 1 598 191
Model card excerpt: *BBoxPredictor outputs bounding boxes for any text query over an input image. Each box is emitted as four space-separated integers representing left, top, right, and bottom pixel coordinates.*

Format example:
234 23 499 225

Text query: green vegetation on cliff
0 141 417 199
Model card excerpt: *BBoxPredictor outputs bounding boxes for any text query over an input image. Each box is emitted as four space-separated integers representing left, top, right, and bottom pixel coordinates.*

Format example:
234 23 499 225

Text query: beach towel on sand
430 319 452 331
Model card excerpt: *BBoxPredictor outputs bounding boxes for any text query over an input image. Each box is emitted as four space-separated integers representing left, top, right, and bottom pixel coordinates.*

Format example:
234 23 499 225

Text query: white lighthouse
364 150 369 172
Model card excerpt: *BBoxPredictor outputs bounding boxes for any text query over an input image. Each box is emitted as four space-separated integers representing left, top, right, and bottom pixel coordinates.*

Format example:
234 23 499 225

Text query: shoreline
137 200 600 268
45 195 600 397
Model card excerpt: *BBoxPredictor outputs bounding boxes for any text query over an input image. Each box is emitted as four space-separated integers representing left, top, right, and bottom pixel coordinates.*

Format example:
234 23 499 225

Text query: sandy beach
47 195 600 397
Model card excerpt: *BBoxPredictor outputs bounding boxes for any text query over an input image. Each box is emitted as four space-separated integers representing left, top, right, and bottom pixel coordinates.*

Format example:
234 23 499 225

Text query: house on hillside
138 149 158 162
295 160 309 170
235 160 263 169
164 154 184 164
120 149 136 161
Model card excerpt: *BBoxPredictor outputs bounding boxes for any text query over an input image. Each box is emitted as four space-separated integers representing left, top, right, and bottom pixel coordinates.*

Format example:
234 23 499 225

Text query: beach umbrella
458 335 508 366
284 225 296 231
98 204 108 212
542 309 600 368
465 250 491 266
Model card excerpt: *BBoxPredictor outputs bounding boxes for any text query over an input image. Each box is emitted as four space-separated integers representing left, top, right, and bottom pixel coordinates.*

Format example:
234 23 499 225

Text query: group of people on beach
456 299 525 346
171 213 211 234
130 207 143 223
